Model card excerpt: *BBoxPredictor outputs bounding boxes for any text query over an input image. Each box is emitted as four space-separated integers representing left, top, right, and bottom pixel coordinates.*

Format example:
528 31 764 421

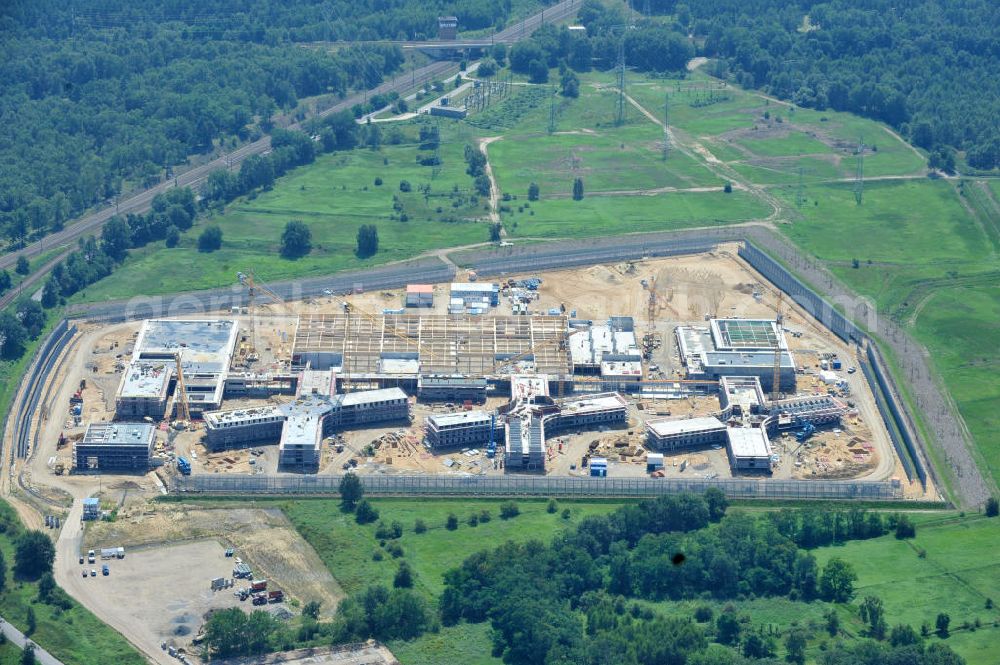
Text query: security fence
175 473 903 500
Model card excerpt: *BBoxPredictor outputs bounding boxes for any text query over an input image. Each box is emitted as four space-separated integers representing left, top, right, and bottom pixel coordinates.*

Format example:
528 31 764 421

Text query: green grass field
0 500 145 665
73 139 495 301
503 189 768 238
813 515 1000 665
282 497 624 599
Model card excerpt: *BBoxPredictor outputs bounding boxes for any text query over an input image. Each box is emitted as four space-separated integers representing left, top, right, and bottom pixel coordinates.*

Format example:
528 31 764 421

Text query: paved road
0 616 65 665
0 0 581 276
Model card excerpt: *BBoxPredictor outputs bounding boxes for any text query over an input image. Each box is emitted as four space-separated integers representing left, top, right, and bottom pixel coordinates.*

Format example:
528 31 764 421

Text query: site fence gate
175 474 903 500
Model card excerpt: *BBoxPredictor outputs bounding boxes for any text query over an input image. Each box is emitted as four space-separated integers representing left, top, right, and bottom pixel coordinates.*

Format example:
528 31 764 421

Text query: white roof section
727 427 772 458
204 405 283 427
118 362 171 399
647 416 726 437
450 282 499 293
570 325 639 365
379 358 420 375
559 392 628 415
133 319 239 369
81 422 155 446
298 369 337 397
334 387 407 407
427 411 491 427
511 375 549 401
601 360 643 377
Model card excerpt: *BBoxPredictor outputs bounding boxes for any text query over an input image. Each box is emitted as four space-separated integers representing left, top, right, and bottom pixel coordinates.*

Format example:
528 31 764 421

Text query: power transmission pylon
854 135 864 206
615 39 627 126
548 86 557 134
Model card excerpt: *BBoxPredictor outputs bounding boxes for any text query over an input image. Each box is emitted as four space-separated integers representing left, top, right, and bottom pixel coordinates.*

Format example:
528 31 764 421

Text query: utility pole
796 165 805 207
662 93 670 161
615 38 627 126
854 135 864 206
548 86 557 134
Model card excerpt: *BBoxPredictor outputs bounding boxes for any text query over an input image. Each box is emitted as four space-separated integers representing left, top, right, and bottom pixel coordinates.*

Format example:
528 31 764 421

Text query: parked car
90 569 97 577
102 565 110 576
79 556 84 564
82 569 88 578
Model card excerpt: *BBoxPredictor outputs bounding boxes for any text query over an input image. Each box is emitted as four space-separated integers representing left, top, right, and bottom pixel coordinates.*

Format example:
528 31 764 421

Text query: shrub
446 514 459 530
355 500 379 525
500 502 519 519
414 519 427 534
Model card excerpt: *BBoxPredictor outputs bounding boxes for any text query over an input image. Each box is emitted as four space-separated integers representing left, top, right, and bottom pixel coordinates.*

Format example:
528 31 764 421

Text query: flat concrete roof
134 319 239 368
450 282 498 292
727 427 772 458
647 416 726 437
298 369 336 397
118 362 171 399
81 422 155 446
428 411 491 427
511 375 549 401
204 405 283 427
334 387 407 407
559 392 628 414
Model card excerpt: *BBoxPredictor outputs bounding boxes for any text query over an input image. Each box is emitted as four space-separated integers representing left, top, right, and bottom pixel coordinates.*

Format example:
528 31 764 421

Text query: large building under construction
75 422 156 472
115 319 239 419
677 319 795 392
291 313 573 381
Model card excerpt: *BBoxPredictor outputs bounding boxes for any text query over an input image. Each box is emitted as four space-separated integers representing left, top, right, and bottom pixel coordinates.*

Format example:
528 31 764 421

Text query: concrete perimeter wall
176 473 902 500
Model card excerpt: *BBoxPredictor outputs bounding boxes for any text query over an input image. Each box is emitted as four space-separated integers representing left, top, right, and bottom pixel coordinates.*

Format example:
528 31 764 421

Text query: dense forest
0 0 544 246
506 0 999 171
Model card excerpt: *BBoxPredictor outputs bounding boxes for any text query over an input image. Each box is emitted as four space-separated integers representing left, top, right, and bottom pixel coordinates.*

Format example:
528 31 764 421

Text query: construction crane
772 291 784 401
173 353 191 423
236 270 287 364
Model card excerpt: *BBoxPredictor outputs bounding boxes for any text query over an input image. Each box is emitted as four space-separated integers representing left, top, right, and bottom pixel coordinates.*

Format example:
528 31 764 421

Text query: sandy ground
83 503 343 618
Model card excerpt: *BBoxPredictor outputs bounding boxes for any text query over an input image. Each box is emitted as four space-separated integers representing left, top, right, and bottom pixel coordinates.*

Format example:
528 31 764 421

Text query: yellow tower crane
772 290 784 401
236 270 287 364
173 353 191 423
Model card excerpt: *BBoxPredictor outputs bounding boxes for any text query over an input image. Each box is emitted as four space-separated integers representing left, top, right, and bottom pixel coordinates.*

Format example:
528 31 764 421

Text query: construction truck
267 589 284 603
177 457 191 475
795 422 817 443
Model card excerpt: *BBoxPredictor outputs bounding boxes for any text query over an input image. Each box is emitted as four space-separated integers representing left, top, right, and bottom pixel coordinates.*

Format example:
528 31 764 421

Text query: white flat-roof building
450 282 499 307
204 387 410 471
426 410 492 449
115 319 239 418
676 319 795 393
569 318 639 374
75 422 156 472
726 427 773 472
646 416 728 451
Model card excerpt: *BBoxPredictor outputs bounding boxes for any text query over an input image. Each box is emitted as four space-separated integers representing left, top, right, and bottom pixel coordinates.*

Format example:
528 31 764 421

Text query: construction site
3 244 933 665
22 247 917 496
